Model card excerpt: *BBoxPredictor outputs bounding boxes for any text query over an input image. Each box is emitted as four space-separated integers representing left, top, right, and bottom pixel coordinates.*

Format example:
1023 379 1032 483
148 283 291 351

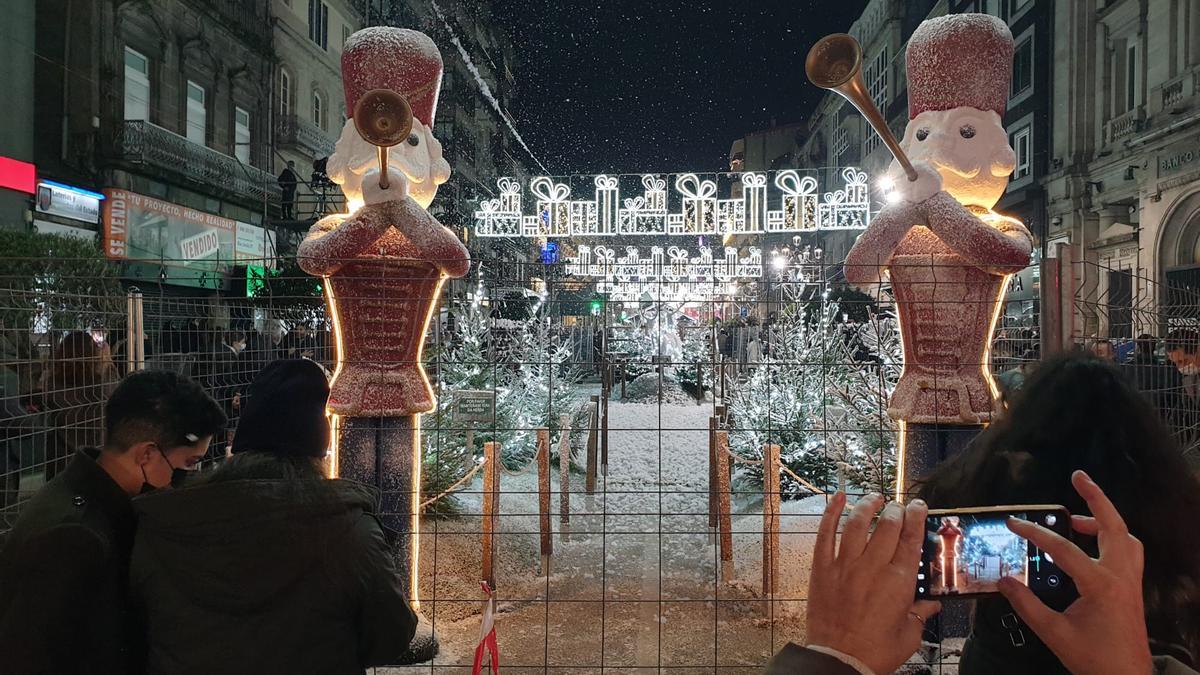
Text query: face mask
139 448 193 494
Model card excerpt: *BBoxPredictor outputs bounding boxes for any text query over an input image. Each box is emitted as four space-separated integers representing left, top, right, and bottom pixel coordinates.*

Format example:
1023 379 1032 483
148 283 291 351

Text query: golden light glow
346 198 365 215
408 273 450 612
323 275 347 478
893 300 908 504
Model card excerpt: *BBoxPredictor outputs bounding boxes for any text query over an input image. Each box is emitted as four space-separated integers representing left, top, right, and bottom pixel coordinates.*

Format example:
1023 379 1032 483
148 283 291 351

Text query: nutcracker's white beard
328 117 451 212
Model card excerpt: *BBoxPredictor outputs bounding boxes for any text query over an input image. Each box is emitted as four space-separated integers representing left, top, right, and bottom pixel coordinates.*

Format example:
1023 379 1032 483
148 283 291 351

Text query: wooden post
537 428 552 575
707 416 718 531
762 443 781 598
586 396 598 494
481 441 500 588
601 395 609 476
558 414 571 538
715 429 734 583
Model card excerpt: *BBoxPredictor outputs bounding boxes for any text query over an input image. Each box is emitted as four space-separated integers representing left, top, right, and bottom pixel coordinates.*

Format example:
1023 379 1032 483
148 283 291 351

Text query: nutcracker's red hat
906 14 1014 119
341 27 443 126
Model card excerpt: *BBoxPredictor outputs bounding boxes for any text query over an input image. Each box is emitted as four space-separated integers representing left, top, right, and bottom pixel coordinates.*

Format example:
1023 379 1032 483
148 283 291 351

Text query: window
1011 126 1031 181
1011 36 1033 98
1126 42 1140 111
313 91 324 130
308 0 329 49
124 47 150 122
186 80 206 146
865 47 889 111
343 24 351 50
234 107 251 164
279 69 291 118
833 125 850 160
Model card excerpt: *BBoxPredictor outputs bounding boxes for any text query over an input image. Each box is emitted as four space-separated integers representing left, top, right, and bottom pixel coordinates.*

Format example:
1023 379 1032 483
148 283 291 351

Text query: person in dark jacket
130 359 417 675
1125 334 1186 429
918 353 1200 674
0 371 225 675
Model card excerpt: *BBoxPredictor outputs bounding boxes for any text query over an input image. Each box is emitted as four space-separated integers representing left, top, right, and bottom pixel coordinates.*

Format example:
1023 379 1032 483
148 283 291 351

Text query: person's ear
129 441 158 467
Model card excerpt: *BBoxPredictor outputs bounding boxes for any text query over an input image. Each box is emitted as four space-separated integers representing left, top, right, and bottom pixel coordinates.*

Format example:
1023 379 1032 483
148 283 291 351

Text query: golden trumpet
352 88 414 191
805 33 918 182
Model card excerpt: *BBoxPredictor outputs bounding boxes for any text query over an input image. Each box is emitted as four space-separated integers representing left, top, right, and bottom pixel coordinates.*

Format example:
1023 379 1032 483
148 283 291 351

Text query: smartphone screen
917 507 1072 600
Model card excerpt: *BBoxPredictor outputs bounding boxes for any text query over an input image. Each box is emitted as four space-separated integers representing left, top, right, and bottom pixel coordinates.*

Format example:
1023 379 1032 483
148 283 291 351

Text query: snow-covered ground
382 400 959 673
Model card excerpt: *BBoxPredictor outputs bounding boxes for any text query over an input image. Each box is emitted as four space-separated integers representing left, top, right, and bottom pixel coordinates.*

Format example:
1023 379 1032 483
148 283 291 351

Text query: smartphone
916 505 1074 600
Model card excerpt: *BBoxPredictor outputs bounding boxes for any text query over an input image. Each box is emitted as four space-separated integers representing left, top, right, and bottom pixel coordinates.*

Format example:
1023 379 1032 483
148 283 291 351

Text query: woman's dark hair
918 352 1200 658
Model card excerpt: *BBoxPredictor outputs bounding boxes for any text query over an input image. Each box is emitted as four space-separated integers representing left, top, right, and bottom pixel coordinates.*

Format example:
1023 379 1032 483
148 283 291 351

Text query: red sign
0 156 36 195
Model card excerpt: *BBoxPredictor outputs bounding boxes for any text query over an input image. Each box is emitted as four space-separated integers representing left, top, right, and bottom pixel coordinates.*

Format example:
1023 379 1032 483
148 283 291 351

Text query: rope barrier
500 457 539 477
421 458 487 509
722 447 826 495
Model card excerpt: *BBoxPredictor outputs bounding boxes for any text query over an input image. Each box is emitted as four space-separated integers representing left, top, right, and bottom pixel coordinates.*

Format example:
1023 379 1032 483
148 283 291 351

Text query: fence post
716 429 734 583
586 396 599 494
708 416 718 533
132 291 145 370
125 291 136 374
762 443 781 599
601 394 609 477
481 441 500 589
537 428 552 575
558 414 570 540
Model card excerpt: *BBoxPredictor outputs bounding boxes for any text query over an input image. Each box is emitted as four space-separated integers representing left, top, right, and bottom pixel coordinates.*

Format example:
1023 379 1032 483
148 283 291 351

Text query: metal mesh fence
0 249 1181 672
1069 254 1200 463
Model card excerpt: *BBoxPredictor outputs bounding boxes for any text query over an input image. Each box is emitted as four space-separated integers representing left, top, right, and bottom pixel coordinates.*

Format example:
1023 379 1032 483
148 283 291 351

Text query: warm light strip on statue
982 276 1011 405
408 274 451 611
324 274 346 479
893 292 909 504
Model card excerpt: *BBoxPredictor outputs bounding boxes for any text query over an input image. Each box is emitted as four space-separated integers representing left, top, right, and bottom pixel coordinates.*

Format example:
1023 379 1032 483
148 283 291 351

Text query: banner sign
103 189 275 286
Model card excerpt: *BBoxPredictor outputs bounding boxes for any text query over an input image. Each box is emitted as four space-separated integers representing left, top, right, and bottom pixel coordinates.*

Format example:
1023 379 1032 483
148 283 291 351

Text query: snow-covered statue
296 27 469 662
841 15 1033 497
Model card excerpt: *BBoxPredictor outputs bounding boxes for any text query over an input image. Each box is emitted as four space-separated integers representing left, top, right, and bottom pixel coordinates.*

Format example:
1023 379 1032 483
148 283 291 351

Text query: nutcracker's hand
363 167 408 206
891 161 943 204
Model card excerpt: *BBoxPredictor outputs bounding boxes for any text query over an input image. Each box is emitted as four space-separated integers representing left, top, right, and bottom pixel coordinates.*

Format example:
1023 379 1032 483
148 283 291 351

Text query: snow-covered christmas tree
727 302 901 498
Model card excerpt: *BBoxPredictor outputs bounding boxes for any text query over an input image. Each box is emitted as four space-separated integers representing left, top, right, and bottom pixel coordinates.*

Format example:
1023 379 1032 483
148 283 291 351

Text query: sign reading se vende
102 189 237 263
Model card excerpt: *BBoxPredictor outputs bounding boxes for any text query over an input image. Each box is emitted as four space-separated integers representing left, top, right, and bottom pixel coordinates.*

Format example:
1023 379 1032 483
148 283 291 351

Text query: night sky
492 0 870 176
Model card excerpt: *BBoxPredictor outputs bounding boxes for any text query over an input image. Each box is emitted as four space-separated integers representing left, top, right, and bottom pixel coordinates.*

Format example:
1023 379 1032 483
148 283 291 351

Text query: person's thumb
998 577 1063 643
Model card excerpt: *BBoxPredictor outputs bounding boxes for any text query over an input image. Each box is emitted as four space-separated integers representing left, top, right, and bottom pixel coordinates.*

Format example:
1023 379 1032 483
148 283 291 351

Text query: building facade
1044 0 1200 339
0 0 36 231
34 0 280 290
271 0 372 224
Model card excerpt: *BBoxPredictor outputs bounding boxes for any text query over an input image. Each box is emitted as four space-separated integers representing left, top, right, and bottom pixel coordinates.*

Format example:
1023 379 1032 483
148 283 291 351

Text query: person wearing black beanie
129 359 417 674
231 359 331 458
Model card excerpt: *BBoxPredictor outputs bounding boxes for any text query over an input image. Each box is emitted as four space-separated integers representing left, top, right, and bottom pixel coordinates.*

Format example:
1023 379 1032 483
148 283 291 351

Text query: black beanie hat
232 359 330 458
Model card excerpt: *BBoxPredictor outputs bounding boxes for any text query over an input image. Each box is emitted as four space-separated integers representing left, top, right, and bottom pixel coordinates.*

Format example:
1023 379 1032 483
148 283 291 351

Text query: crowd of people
0 321 331 524
4 327 1200 673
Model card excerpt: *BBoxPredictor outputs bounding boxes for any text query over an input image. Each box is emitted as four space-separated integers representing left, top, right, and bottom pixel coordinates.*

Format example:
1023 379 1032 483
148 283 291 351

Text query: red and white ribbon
472 582 499 675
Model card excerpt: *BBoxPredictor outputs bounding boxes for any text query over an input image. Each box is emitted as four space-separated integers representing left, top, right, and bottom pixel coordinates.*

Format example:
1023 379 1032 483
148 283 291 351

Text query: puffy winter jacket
130 477 416 675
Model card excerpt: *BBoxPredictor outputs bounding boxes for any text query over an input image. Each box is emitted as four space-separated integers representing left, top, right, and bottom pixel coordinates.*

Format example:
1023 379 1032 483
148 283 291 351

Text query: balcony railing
115 121 281 205
1104 107 1144 145
276 115 336 159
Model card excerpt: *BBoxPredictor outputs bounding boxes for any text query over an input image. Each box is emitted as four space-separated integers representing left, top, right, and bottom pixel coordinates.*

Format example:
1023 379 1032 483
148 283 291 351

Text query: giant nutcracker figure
808 15 1033 500
297 27 469 661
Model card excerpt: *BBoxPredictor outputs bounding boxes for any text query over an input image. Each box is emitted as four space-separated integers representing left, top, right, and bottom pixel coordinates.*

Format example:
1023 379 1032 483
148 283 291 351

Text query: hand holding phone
917 505 1074 600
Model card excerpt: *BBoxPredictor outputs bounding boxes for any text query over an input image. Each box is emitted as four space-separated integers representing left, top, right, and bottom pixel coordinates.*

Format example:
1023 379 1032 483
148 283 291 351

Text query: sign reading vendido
101 189 273 287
